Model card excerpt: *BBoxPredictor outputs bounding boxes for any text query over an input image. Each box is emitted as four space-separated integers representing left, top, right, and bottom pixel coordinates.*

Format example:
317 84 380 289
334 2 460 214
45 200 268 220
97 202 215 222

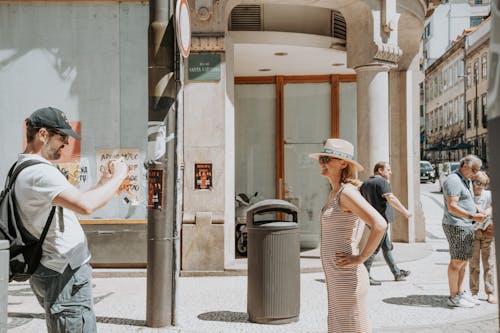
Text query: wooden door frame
235 74 356 198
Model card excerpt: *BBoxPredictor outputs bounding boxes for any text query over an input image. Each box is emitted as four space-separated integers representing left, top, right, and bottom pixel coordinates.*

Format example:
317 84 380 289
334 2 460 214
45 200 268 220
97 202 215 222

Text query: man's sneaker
400 269 411 277
460 291 480 305
394 269 411 281
447 295 474 308
369 276 382 286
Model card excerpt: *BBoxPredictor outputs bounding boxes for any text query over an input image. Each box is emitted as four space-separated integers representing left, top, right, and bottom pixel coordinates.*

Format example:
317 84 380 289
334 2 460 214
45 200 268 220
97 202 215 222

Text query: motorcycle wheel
235 226 247 256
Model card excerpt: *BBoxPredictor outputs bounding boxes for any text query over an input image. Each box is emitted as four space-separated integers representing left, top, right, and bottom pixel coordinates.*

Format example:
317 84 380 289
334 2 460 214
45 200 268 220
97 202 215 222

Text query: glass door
235 84 276 201
283 82 332 249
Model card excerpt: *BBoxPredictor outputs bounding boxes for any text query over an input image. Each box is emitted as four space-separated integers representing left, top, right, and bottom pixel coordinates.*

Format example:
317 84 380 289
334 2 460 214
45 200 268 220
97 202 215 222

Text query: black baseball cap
27 107 80 140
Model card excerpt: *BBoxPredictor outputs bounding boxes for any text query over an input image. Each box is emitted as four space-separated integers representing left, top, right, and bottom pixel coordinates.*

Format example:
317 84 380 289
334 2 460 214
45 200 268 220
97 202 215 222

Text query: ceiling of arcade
189 0 430 76
227 4 352 76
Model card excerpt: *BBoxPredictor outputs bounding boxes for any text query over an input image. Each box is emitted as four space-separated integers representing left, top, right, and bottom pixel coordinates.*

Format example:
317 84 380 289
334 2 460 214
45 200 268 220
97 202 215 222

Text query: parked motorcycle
235 192 260 256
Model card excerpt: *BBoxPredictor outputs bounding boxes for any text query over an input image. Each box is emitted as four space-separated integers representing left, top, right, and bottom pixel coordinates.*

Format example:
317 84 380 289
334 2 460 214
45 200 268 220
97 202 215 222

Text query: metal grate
332 10 346 40
229 5 262 31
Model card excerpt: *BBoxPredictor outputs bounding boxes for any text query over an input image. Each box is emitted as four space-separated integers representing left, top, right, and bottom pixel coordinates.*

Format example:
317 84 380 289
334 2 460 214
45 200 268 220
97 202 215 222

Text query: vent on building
229 5 262 31
332 10 346 40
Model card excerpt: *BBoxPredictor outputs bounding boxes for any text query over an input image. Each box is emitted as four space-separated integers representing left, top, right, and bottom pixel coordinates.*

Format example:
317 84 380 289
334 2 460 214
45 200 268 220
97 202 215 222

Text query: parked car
420 160 436 183
438 161 461 192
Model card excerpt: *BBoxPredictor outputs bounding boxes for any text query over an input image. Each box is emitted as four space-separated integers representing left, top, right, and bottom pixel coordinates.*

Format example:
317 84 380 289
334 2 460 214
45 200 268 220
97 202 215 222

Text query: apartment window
423 23 431 40
438 72 443 95
474 60 479 81
434 77 438 98
443 69 448 90
452 63 457 86
466 66 472 87
459 95 464 121
439 106 443 130
482 93 488 128
482 53 487 78
467 101 472 128
425 82 429 103
470 16 483 27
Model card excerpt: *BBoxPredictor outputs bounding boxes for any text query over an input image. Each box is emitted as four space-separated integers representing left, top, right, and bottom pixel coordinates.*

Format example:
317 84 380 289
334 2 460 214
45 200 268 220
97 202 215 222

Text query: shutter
229 5 262 31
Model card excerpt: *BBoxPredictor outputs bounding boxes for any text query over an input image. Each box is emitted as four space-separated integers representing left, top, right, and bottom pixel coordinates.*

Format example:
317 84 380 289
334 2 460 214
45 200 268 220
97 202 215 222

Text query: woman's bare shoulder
341 183 361 198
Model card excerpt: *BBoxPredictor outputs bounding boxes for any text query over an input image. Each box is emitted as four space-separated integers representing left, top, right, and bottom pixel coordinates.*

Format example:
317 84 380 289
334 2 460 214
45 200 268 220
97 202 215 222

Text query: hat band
321 148 353 160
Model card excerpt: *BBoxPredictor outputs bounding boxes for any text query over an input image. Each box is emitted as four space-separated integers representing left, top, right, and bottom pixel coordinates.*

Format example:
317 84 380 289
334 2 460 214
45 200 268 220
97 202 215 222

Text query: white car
438 161 460 192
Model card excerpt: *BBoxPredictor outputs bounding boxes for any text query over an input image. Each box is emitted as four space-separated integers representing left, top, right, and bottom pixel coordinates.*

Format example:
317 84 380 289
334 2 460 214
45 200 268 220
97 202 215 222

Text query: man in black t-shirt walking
361 161 412 286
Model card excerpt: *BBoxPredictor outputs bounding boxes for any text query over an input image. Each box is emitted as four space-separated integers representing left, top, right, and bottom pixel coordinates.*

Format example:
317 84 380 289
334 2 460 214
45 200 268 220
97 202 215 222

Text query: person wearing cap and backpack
12 107 128 333
361 161 412 286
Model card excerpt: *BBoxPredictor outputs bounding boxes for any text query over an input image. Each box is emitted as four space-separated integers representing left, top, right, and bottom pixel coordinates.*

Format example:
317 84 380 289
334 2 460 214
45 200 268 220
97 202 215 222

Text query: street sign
188 53 221 81
176 0 191 58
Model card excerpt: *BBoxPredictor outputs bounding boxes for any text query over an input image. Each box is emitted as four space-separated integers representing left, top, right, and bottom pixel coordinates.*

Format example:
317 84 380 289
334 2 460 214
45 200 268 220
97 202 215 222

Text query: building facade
424 17 490 166
0 0 437 273
465 18 490 164
424 37 467 163
422 0 490 70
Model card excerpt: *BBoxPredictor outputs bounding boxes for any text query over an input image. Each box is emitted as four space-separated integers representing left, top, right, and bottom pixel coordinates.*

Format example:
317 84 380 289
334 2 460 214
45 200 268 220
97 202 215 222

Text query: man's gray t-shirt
442 172 476 227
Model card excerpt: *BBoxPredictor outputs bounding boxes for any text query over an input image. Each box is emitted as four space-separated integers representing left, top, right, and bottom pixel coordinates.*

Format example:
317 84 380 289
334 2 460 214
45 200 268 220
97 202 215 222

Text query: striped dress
320 184 370 333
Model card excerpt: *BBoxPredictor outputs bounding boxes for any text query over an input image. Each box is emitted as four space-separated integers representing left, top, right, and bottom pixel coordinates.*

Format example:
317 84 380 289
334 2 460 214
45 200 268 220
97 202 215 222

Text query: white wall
0 2 148 219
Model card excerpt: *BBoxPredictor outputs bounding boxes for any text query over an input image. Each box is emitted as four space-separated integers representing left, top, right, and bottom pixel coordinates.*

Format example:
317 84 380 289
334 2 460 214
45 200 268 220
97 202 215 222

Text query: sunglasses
47 129 69 143
319 156 340 164
470 165 480 174
473 180 487 187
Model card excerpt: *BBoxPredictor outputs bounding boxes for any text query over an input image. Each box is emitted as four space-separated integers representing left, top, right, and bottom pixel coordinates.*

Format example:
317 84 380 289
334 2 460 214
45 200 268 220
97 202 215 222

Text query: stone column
389 59 426 243
355 64 391 180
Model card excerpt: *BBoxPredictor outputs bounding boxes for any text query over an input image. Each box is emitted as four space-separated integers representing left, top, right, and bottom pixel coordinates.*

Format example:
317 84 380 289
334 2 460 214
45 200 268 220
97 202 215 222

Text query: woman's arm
335 185 387 268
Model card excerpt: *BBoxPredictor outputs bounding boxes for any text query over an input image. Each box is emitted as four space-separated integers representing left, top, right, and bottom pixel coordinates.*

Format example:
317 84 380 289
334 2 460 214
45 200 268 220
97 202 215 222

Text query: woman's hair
474 171 489 185
341 163 362 187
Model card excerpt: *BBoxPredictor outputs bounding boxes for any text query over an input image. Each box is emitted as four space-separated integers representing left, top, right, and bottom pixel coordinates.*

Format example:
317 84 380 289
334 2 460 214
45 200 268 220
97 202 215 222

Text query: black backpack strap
7 159 60 242
7 160 47 189
39 206 56 244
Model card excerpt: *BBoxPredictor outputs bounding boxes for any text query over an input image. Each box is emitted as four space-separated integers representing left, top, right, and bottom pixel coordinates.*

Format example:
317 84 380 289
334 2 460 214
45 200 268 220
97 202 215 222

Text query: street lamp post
474 69 479 157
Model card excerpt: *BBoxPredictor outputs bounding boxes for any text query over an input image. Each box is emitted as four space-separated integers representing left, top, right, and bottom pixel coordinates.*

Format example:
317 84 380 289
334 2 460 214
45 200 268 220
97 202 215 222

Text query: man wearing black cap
13 107 128 332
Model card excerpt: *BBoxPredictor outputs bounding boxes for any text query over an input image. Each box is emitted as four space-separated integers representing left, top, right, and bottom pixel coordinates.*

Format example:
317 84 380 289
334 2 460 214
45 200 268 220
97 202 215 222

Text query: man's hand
108 159 128 180
403 211 412 219
471 212 488 223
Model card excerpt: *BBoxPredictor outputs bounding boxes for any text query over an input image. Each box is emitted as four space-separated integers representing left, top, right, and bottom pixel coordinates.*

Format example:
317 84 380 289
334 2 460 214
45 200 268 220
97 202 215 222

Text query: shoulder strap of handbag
8 160 58 241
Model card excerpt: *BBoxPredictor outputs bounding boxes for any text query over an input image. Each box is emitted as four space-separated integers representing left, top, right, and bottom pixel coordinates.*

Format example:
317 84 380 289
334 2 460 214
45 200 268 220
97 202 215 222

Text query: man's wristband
468 213 474 220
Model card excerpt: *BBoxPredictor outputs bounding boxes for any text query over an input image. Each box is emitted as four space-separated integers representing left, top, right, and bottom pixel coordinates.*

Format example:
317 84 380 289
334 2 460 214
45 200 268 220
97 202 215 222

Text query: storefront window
235 84 276 200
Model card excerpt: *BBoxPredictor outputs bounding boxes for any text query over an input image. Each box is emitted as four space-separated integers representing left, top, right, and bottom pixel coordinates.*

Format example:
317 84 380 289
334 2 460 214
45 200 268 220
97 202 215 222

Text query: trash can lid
0 240 9 250
251 221 298 229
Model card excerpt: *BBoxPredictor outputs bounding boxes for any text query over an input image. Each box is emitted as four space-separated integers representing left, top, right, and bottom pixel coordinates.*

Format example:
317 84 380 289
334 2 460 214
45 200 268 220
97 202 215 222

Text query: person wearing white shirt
470 171 496 304
14 107 128 333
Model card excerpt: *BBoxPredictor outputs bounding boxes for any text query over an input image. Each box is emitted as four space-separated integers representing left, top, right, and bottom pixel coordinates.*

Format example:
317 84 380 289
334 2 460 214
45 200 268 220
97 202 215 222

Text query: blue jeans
30 263 97 333
363 230 400 277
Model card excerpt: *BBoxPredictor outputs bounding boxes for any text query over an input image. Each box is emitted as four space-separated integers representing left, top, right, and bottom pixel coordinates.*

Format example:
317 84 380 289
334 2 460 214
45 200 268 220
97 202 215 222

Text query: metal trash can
246 199 300 324
0 240 9 333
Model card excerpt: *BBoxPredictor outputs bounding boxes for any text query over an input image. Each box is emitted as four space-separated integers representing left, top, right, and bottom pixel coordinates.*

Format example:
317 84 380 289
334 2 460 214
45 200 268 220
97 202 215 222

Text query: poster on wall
58 162 81 186
96 148 141 205
148 168 164 209
195 163 212 189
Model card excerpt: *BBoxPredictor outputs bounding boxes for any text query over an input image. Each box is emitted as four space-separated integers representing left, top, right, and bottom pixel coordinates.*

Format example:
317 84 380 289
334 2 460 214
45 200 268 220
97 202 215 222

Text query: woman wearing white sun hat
310 138 386 333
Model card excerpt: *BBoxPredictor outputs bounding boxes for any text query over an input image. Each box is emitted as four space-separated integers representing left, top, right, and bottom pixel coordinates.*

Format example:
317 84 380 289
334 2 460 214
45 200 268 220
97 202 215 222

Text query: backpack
0 160 56 282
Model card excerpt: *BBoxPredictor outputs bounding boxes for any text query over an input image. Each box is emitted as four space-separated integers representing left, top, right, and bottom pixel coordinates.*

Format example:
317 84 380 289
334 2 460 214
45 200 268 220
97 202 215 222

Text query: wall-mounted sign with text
188 53 221 81
148 168 164 209
195 163 212 190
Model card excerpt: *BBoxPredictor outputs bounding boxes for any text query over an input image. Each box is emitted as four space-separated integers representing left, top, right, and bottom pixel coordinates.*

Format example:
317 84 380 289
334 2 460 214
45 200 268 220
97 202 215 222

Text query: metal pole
487 0 500 325
0 240 8 333
474 70 479 156
146 0 176 327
